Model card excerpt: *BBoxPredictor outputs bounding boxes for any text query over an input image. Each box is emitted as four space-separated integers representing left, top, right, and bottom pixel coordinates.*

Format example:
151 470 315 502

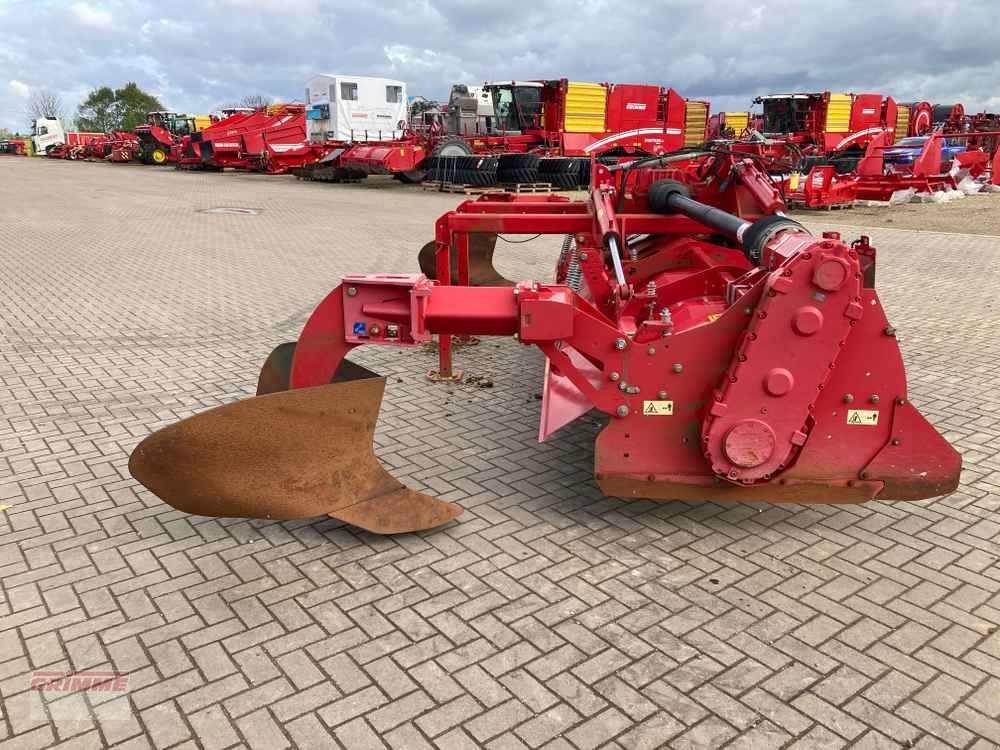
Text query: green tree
76 82 164 133
76 86 118 132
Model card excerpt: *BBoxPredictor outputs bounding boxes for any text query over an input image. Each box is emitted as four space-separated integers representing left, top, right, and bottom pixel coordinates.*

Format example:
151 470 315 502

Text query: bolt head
346 287 358 297
672 363 683 374
870 394 880 404
843 393 854 403
884 326 896 336
647 346 656 356
579 252 588 261
657 390 667 400
618 382 628 392
609 371 620 382
616 405 629 418
614 338 627 350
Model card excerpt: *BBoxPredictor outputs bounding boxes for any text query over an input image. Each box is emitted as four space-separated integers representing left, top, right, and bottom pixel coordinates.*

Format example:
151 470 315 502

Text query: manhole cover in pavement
199 207 261 215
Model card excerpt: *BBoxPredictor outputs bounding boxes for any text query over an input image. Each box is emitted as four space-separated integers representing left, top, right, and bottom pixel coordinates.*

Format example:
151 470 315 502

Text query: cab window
341 82 358 101
386 86 402 104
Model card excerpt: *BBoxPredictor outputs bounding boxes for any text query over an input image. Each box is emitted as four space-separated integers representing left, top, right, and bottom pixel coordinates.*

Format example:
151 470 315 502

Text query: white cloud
70 2 113 28
1 0 1000 132
7 79 30 98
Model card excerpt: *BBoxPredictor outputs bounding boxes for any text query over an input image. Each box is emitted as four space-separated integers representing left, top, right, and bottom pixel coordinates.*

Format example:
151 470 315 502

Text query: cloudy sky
2 0 999 132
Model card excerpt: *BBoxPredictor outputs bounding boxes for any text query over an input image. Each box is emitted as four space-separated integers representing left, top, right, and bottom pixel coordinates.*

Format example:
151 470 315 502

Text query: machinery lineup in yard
128 149 963 534
5 76 1000 209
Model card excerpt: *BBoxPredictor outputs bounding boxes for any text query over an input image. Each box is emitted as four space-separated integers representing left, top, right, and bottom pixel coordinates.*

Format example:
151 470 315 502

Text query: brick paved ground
1 157 999 749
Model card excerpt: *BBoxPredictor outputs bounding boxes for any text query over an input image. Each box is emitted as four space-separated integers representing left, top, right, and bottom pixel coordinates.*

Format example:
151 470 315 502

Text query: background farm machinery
132 111 213 164
182 104 325 174
327 79 713 187
726 93 1000 208
16 76 1000 206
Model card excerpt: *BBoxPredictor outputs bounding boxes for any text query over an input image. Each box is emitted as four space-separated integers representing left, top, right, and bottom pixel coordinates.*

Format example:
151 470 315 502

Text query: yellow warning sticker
643 400 674 416
789 172 801 191
707 313 722 322
847 409 879 425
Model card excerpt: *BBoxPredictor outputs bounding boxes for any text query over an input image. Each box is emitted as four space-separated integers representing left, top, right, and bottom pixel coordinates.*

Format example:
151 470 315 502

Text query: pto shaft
647 179 807 263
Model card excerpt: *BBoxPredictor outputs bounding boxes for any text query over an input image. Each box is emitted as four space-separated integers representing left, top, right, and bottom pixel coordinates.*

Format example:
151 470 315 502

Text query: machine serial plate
643 401 674 416
847 409 879 425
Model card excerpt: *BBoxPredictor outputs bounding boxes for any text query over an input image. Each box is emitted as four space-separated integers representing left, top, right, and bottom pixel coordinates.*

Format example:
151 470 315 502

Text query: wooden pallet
503 182 554 194
421 181 503 195
789 200 855 211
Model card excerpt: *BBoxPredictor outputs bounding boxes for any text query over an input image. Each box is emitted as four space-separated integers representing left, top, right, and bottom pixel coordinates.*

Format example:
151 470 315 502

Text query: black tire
427 156 462 182
497 153 540 184
498 153 540 170
431 135 473 159
471 156 498 186
396 170 426 184
498 167 539 185
538 157 586 190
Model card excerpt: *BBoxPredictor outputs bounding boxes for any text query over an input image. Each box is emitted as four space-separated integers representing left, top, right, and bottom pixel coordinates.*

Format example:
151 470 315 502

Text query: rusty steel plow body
129 353 462 534
128 165 962 535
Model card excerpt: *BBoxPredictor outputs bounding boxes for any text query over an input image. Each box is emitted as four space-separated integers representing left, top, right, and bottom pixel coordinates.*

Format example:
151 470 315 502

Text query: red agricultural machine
129 149 960 534
750 95 987 209
191 104 318 173
852 128 1000 201
707 111 753 140
0 139 28 155
43 130 141 162
134 111 214 165
177 108 254 169
751 91 901 170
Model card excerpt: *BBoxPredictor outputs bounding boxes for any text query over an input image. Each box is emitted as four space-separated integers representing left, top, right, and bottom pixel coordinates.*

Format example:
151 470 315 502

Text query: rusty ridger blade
418 233 515 286
129 355 461 534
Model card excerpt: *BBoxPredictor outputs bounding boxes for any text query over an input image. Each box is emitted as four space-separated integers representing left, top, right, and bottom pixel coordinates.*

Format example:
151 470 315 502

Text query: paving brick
236 707 291 750
465 699 534 743
2 161 999 750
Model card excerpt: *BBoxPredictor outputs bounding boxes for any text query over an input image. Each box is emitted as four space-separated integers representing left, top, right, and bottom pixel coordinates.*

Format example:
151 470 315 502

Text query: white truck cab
31 118 67 154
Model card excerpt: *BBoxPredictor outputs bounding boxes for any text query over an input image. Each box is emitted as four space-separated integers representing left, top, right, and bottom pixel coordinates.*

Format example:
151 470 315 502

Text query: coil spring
565 239 583 292
557 234 574 267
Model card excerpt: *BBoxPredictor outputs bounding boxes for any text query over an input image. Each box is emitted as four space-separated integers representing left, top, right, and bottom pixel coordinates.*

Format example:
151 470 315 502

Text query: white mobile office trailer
304 74 408 143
